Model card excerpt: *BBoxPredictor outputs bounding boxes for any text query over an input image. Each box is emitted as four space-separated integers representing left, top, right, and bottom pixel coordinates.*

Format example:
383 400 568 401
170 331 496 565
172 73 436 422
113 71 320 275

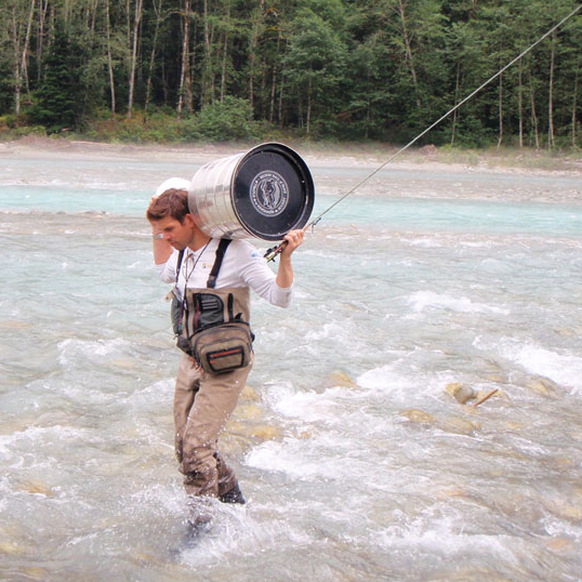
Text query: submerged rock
234 404 262 421
400 409 436 424
400 408 481 435
0 541 25 555
442 416 482 434
240 384 260 401
326 370 358 389
545 537 576 552
250 425 280 440
525 377 559 397
18 479 54 497
22 567 47 581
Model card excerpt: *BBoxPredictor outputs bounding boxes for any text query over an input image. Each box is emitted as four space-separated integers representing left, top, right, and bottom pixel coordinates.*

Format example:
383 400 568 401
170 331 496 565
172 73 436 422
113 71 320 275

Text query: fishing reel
263 242 285 263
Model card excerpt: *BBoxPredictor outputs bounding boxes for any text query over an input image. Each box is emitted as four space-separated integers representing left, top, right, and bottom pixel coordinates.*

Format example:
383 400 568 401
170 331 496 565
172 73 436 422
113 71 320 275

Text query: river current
1 144 581 581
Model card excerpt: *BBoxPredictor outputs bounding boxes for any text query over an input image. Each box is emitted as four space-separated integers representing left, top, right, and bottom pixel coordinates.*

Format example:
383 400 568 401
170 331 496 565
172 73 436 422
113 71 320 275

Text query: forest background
0 0 581 150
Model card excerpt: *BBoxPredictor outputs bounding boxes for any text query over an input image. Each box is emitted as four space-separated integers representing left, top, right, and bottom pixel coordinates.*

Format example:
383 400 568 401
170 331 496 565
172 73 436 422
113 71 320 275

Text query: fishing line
265 3 582 262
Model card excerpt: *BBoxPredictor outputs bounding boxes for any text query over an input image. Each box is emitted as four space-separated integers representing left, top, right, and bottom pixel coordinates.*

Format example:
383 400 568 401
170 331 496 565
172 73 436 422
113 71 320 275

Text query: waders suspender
176 238 231 288
206 238 231 288
176 249 185 285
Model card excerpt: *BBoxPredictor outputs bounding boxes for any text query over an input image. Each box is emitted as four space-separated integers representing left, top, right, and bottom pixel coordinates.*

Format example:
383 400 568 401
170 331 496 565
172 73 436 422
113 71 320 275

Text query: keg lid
232 143 315 241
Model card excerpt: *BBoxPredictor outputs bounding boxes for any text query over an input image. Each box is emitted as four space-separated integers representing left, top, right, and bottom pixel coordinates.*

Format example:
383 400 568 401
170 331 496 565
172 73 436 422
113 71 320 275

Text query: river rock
22 568 47 581
445 382 476 404
240 384 259 401
250 425 280 441
442 416 481 435
18 479 54 497
0 541 25 555
525 378 559 397
543 498 582 520
400 409 435 424
234 404 262 421
326 370 357 388
545 537 576 552
0 320 31 329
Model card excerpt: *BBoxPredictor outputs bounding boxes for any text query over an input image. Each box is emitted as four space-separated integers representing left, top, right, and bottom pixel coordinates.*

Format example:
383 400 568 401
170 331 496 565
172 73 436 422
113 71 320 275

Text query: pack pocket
190 322 253 374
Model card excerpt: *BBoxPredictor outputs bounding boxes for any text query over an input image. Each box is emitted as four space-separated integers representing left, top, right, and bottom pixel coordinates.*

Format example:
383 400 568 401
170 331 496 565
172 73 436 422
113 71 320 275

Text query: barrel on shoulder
188 143 315 241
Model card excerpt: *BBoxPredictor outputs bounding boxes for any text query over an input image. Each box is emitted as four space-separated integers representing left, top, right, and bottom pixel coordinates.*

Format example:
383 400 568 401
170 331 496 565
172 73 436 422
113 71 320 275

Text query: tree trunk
177 0 192 120
269 31 281 123
572 55 580 147
145 0 163 112
248 0 265 112
11 0 36 114
278 68 285 127
127 0 143 119
547 32 556 150
105 0 116 113
497 71 503 148
518 60 523 148
220 0 230 102
528 70 540 148
202 0 215 105
306 75 312 135
36 0 50 82
397 0 421 109
450 62 461 146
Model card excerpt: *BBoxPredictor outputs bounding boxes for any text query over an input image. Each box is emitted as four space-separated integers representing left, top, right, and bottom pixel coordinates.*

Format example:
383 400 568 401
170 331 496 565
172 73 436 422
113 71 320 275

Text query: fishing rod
264 3 582 262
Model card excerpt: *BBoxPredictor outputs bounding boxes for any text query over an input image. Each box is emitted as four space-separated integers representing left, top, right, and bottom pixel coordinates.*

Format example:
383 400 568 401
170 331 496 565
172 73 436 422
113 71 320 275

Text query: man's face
151 214 195 250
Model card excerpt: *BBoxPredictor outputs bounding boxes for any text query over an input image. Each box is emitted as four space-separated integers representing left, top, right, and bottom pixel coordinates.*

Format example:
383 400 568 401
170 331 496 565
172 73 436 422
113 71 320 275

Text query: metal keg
188 143 314 241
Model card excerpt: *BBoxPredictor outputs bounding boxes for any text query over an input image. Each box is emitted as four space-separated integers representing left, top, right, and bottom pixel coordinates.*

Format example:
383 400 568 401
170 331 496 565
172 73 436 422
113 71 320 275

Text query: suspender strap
176 249 185 285
206 238 232 289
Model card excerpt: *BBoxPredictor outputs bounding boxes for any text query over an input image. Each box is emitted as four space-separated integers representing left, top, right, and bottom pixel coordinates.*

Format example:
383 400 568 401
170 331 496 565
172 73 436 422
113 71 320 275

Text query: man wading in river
146 178 303 533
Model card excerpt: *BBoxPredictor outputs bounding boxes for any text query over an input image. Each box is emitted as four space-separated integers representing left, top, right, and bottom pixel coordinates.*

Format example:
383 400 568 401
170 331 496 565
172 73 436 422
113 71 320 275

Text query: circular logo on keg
250 171 290 217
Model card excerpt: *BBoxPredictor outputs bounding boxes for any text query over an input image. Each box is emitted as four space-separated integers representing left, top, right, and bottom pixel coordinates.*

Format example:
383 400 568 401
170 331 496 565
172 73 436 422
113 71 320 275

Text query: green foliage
0 60 13 114
27 23 87 133
180 97 260 142
0 0 580 146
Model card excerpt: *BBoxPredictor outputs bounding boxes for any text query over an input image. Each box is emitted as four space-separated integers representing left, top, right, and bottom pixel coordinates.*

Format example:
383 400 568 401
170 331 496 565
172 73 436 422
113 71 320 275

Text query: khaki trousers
173 353 252 497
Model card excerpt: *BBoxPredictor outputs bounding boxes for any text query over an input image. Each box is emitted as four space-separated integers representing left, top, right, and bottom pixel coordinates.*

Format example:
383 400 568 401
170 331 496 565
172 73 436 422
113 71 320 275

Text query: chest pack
170 239 254 374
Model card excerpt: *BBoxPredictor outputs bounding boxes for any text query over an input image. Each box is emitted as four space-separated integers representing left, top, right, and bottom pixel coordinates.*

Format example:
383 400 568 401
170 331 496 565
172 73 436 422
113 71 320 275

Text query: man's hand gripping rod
264 218 320 262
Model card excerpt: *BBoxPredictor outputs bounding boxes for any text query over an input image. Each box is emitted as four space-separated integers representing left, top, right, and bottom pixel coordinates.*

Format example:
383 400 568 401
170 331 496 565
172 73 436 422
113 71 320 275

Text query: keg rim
230 142 315 241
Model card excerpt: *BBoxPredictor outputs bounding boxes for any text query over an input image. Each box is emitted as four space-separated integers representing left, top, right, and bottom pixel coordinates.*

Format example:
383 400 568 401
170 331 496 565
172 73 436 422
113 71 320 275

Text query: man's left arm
276 229 304 289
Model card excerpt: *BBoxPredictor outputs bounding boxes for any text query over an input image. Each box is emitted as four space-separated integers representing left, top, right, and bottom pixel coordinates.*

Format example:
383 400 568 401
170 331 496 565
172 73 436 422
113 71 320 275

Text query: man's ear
183 213 196 226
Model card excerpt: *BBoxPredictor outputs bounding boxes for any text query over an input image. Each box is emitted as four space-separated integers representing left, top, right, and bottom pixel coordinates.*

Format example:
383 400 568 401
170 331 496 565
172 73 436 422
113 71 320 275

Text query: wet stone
446 382 476 404
234 404 262 421
18 480 55 497
525 378 559 397
0 541 25 555
400 409 436 424
240 384 260 401
326 370 357 388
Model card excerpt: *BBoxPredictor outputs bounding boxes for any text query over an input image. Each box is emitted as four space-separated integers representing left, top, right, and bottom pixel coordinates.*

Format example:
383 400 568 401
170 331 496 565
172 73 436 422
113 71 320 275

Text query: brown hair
146 188 189 222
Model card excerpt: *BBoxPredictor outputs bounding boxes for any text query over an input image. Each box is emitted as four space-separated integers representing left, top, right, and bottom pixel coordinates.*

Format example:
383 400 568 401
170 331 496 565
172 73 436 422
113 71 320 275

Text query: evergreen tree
28 22 88 133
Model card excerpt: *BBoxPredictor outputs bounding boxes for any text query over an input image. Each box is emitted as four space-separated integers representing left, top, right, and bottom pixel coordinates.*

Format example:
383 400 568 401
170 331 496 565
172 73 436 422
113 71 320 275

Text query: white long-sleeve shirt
156 238 292 308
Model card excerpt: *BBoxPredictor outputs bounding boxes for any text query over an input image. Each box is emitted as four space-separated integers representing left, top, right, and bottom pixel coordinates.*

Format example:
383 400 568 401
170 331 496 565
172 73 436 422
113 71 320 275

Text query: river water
1 143 582 581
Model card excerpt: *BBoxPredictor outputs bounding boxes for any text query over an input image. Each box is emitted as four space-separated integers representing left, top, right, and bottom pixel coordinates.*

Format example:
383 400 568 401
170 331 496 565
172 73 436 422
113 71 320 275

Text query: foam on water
408 290 510 315
482 338 582 394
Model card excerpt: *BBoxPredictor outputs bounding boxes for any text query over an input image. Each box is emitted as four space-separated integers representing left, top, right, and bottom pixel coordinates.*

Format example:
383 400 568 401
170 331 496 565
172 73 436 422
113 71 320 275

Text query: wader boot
219 482 245 504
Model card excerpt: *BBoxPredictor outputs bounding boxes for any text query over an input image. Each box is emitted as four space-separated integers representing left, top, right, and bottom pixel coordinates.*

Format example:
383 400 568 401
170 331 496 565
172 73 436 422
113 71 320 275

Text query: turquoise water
2 185 581 236
1 150 582 581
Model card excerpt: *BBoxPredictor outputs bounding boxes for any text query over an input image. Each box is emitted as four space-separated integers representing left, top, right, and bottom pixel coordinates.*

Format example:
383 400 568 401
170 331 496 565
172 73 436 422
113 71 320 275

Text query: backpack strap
206 238 232 289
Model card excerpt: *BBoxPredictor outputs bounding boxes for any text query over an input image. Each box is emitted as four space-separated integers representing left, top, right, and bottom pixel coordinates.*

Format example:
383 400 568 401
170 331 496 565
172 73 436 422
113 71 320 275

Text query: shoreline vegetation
1 2 581 154
1 134 581 178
